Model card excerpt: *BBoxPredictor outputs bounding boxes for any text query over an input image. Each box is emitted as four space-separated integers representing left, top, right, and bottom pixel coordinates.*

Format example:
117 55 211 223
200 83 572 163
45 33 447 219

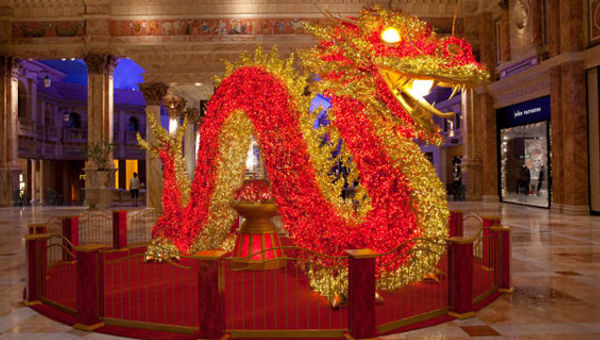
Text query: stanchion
61 216 79 259
195 250 226 340
112 210 128 249
447 237 474 319
345 249 377 340
492 226 513 293
74 244 108 331
449 210 464 237
25 233 49 305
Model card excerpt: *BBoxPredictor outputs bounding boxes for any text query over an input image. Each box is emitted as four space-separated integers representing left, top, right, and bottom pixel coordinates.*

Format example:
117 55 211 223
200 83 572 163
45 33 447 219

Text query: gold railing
101 247 198 332
374 237 448 332
126 209 161 246
40 234 78 315
223 246 348 338
79 209 113 245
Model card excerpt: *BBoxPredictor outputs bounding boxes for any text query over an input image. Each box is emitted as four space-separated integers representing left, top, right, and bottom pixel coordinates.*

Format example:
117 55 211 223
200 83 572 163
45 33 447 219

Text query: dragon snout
378 67 469 121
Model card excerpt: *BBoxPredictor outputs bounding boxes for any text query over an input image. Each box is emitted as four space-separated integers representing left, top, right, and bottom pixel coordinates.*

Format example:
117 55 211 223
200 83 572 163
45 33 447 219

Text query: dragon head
303 7 489 143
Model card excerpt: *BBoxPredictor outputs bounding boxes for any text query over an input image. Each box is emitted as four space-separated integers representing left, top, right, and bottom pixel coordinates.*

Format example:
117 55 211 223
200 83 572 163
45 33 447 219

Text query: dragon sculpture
139 7 488 299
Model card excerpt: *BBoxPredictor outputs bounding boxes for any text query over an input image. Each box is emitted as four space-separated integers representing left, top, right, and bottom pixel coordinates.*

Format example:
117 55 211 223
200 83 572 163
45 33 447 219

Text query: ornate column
479 11 498 201
139 83 168 209
480 91 497 201
26 76 37 124
556 61 587 214
499 0 512 61
549 0 587 214
83 54 118 209
529 0 543 48
184 108 201 180
550 66 564 209
547 0 561 57
461 89 483 201
559 0 583 53
0 57 22 207
29 159 36 204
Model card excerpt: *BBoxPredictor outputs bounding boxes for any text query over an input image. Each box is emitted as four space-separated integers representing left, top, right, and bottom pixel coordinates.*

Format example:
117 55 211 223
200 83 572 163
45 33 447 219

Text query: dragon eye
381 27 401 44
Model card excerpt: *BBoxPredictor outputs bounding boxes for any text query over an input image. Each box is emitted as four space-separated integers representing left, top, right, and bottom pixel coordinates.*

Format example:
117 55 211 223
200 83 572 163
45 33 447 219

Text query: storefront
496 96 551 208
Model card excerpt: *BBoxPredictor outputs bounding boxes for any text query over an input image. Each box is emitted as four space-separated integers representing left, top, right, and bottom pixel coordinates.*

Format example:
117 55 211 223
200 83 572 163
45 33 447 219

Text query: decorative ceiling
5 0 495 105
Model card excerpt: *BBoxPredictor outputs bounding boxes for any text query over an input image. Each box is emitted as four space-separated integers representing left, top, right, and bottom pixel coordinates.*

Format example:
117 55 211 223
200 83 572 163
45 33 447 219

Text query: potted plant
85 141 116 170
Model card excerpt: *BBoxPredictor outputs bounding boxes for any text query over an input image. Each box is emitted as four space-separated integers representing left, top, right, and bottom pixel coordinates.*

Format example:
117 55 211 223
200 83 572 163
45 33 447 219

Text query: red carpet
35 245 500 339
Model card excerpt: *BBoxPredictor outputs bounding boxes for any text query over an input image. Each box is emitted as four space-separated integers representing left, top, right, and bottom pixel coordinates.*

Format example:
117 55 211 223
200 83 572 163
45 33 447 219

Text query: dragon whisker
448 85 460 100
452 0 462 36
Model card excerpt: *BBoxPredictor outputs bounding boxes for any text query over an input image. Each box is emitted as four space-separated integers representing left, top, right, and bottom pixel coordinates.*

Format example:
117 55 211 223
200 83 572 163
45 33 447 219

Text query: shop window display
500 121 550 207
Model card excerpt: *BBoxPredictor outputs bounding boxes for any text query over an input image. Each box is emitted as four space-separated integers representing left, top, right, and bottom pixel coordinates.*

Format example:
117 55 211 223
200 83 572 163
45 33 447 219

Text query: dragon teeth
448 85 460 100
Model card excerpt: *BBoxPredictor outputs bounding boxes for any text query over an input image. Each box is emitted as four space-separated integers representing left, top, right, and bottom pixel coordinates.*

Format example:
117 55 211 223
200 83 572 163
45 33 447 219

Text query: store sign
497 96 550 128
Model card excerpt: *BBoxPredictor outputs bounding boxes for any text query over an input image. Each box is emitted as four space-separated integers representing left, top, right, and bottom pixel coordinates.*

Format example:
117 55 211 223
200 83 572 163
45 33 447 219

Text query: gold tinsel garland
300 104 373 224
364 100 449 290
137 111 191 206
190 110 254 253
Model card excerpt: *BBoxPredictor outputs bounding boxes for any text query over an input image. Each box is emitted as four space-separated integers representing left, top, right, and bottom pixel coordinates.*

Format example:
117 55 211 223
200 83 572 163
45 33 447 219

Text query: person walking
129 172 140 207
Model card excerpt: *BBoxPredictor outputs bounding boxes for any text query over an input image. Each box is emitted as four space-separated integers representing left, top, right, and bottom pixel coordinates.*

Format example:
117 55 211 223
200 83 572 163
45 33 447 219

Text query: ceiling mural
11 17 462 39
12 21 84 38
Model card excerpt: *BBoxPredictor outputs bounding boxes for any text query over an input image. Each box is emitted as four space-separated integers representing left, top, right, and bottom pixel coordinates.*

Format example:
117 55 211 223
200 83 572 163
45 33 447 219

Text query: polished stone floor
0 202 599 339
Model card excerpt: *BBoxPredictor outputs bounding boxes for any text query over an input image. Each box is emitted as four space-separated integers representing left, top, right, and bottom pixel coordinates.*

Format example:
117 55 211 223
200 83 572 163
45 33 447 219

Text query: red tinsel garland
152 66 419 271
233 180 274 203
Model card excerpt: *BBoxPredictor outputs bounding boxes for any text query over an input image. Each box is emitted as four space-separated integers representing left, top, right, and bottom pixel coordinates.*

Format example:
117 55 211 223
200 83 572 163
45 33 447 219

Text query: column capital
164 94 187 117
184 108 203 125
0 56 21 78
139 83 168 105
84 54 118 75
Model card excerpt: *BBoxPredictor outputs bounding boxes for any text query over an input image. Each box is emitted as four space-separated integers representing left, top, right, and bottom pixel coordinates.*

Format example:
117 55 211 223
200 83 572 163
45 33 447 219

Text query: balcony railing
18 118 35 137
47 127 59 141
63 128 87 143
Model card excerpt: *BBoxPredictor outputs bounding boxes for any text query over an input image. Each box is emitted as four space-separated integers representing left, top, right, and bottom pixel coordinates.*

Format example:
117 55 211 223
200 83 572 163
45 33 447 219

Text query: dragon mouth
379 68 465 120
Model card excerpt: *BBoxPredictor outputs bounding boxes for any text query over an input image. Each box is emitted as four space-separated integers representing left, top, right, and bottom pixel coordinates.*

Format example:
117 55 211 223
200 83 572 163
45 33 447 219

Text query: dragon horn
452 0 461 37
402 17 424 54
322 10 357 47
339 17 363 30
315 2 363 32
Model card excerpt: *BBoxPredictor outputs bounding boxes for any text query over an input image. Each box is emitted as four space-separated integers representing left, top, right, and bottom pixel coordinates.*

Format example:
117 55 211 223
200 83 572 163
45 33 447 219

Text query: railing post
482 216 500 268
74 244 107 331
449 210 463 237
195 250 226 340
345 249 377 339
24 233 49 306
447 237 474 319
112 210 128 249
62 216 79 259
491 226 513 293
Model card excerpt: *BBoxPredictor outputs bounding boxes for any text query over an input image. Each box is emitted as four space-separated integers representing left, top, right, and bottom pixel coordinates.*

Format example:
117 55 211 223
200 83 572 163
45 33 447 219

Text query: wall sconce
43 75 51 88
63 112 70 122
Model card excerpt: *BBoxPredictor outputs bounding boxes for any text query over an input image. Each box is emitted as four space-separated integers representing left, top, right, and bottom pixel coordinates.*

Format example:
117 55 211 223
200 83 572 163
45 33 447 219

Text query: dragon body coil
140 7 488 298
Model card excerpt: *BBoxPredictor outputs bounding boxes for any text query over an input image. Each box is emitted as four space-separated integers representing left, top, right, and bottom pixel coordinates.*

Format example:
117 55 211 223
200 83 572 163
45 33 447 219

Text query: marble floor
0 202 599 339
